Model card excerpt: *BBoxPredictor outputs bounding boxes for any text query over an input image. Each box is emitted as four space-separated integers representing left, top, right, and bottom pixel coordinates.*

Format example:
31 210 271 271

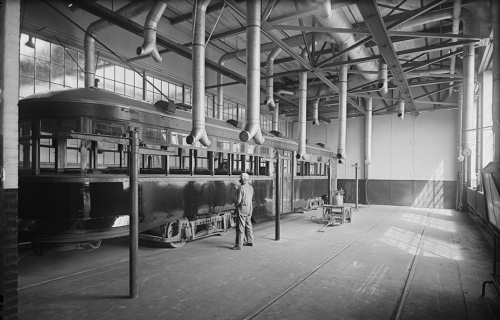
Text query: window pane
51 43 64 65
175 85 183 103
35 38 50 61
104 63 114 80
20 55 35 77
185 88 191 105
65 48 78 69
125 68 134 86
50 64 65 85
146 76 153 91
35 59 50 81
35 80 50 93
65 67 77 88
115 66 124 83
115 81 125 95
104 78 114 92
78 71 85 88
135 87 143 99
125 84 135 97
135 72 143 88
96 60 105 77
19 76 34 98
154 77 162 93
78 52 85 68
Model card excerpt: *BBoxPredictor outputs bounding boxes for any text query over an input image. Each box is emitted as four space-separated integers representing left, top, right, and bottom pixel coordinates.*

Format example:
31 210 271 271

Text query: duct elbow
312 120 320 126
240 123 265 145
137 40 162 62
397 112 405 120
187 127 211 147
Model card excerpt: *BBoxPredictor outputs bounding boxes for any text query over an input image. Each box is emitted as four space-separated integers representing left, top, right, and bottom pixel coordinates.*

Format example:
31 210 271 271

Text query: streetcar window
260 146 270 158
41 118 77 135
232 142 242 154
196 149 208 170
232 154 242 174
40 138 55 169
19 120 32 170
92 120 126 137
66 138 81 168
245 156 254 175
246 144 256 155
296 162 302 176
259 158 269 176
142 127 168 145
215 152 229 175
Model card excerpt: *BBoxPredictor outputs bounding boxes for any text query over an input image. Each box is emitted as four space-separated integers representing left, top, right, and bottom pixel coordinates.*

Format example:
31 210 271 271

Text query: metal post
275 153 281 240
355 163 358 210
129 129 139 298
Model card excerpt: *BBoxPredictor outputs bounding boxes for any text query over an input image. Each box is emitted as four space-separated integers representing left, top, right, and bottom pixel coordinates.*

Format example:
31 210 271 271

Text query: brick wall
1 189 18 320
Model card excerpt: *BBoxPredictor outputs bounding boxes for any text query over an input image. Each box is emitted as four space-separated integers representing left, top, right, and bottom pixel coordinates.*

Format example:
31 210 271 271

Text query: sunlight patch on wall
414 160 444 208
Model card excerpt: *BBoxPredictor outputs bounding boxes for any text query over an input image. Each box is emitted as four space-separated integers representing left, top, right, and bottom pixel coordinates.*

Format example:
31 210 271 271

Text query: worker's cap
241 173 250 180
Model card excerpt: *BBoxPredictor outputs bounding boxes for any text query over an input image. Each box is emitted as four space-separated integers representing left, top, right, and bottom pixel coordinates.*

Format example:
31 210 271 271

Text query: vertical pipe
449 0 462 95
142 70 147 100
365 98 372 178
337 43 348 163
297 51 308 159
275 155 281 240
217 62 225 120
187 0 212 147
493 0 500 161
129 130 139 299
272 102 280 131
266 47 282 109
312 98 320 126
397 99 405 120
378 60 388 94
240 0 264 145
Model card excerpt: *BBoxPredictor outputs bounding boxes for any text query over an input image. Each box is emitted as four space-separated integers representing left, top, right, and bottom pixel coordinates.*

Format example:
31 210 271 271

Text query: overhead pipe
84 0 153 88
449 0 462 95
397 99 405 120
272 102 280 132
240 0 264 145
187 0 211 147
272 90 293 132
312 98 321 126
265 48 282 108
378 60 388 94
461 9 474 157
312 0 378 81
297 50 308 160
136 0 168 62
337 43 348 163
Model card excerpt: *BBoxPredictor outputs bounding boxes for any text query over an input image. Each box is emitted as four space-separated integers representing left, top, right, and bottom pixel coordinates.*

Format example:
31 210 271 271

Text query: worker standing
231 173 254 250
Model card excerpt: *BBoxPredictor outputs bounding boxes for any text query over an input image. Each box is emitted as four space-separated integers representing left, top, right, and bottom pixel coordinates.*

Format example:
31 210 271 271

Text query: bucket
333 194 343 206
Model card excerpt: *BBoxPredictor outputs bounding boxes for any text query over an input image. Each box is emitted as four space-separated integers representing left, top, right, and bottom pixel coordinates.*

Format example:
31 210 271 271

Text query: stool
322 205 352 224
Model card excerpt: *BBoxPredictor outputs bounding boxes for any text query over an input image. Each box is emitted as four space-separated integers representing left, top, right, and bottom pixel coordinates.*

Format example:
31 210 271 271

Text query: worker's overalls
235 182 254 248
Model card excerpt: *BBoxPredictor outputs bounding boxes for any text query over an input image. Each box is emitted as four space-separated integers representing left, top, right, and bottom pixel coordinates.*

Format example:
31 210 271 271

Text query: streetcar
17 87 335 255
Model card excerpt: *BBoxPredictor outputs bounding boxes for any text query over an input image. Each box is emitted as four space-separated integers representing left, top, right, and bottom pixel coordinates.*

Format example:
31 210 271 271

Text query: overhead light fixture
316 143 326 148
270 130 283 137
24 36 35 49
226 119 242 129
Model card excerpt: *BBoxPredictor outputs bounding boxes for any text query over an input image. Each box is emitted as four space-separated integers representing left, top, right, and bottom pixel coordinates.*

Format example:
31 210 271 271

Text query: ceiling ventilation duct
312 98 321 126
136 0 168 62
297 51 308 160
186 0 211 147
397 100 405 120
84 0 153 88
378 60 388 94
240 0 265 145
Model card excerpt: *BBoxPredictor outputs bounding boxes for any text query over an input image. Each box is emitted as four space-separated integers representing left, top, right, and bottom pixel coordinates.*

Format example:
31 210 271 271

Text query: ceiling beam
224 0 365 115
272 25 484 41
321 40 476 69
266 0 355 25
169 0 246 25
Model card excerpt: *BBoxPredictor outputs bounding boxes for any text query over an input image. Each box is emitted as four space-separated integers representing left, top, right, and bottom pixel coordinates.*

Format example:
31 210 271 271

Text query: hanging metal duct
461 9 474 157
397 100 405 120
449 0 462 95
84 0 153 88
265 48 282 108
365 98 373 167
186 0 211 147
378 60 388 94
337 43 348 162
312 98 321 126
272 102 280 132
136 0 168 62
297 51 308 160
493 0 500 161
240 0 264 144
313 0 378 81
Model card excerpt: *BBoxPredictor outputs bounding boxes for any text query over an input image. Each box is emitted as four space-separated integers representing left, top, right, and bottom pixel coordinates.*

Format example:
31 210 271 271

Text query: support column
493 0 500 161
0 1 21 319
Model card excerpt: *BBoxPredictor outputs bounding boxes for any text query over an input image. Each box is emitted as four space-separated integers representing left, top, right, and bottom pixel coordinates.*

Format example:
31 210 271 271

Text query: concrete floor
18 205 500 320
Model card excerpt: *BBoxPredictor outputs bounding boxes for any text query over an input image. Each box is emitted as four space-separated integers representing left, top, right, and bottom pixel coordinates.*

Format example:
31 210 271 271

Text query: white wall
326 110 458 182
